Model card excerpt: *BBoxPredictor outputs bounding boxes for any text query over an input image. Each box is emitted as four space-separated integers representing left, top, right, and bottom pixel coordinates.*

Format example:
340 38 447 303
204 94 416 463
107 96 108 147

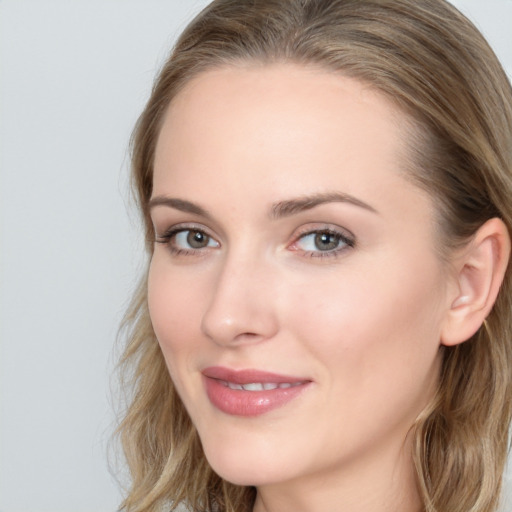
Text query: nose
201 252 279 347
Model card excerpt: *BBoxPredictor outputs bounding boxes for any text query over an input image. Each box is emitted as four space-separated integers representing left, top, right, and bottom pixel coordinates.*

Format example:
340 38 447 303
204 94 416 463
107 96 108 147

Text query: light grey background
0 1 511 511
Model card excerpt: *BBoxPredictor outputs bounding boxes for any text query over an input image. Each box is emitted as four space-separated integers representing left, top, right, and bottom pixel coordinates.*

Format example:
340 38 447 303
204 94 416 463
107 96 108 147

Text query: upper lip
202 366 309 385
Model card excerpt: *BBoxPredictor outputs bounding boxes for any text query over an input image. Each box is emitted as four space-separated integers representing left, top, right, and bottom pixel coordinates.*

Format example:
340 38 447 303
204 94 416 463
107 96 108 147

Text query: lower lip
203 377 310 417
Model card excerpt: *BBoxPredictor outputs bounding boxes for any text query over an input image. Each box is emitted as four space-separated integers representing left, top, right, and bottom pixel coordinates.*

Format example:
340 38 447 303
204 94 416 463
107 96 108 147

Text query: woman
117 1 512 511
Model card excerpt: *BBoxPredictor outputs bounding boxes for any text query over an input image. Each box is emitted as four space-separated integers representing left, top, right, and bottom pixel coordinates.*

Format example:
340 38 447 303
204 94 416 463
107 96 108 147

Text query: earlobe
441 218 511 347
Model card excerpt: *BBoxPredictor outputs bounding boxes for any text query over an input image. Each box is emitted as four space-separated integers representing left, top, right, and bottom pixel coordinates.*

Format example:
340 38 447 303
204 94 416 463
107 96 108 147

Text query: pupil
187 230 208 248
315 232 338 251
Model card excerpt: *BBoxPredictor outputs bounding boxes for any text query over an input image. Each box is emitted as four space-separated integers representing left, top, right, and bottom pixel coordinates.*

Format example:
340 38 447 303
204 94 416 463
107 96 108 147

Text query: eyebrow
149 196 212 218
270 192 378 219
148 191 378 219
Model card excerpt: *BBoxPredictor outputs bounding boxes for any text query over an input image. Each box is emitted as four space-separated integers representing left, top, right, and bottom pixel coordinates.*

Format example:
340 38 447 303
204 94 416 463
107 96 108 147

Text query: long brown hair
117 1 512 511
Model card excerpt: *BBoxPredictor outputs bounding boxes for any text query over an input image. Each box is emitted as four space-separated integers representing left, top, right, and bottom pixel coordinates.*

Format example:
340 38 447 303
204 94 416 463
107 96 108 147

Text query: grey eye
314 232 341 251
174 230 218 250
296 231 347 252
186 230 210 248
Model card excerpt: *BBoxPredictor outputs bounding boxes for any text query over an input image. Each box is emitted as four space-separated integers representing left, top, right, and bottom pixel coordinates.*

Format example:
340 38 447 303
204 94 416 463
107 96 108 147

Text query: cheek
287 259 445 384
147 256 207 373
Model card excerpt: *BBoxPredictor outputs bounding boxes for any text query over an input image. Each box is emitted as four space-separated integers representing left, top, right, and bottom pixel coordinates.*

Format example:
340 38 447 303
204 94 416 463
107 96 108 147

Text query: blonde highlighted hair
116 1 512 511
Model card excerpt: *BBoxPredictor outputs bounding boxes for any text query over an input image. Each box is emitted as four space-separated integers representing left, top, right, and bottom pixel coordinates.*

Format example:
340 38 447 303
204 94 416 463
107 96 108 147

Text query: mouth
201 366 311 416
219 380 306 391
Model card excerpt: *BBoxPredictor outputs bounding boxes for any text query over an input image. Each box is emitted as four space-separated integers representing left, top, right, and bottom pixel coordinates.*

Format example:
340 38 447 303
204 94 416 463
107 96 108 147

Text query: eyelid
153 221 354 259
288 224 355 258
155 222 215 240
291 223 355 242
154 223 220 255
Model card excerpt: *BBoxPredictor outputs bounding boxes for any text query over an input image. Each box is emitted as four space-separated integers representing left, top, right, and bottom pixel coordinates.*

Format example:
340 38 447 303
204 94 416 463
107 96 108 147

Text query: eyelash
154 225 355 259
289 227 355 259
155 225 218 257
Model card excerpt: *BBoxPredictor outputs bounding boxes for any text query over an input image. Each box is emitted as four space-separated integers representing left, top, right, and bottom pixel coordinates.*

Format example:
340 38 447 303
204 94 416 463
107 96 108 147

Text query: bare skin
148 64 509 512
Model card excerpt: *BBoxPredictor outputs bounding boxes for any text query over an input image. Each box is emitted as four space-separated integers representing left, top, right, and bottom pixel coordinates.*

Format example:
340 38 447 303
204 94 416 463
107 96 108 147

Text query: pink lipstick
202 366 311 416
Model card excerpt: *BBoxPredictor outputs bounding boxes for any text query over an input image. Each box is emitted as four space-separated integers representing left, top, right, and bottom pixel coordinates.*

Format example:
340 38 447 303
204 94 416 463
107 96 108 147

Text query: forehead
155 64 408 178
152 63 432 229
156 63 407 162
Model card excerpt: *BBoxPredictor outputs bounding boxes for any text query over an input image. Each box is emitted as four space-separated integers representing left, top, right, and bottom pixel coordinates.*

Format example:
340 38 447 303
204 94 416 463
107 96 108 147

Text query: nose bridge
201 245 278 346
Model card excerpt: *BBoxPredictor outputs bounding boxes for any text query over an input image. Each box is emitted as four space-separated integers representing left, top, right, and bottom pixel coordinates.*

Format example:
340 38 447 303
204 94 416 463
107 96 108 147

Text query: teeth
242 383 265 391
222 381 303 391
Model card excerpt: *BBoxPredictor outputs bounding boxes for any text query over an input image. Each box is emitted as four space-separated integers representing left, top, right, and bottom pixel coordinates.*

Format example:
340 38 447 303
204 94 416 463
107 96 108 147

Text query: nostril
233 332 261 342
201 309 278 347
200 261 280 346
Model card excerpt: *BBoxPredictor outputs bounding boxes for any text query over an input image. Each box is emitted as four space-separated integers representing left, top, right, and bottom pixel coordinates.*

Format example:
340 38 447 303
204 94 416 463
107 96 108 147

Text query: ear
441 218 511 347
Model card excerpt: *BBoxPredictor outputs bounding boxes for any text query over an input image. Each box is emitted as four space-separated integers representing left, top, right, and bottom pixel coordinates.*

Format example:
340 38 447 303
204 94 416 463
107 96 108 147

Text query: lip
202 366 311 417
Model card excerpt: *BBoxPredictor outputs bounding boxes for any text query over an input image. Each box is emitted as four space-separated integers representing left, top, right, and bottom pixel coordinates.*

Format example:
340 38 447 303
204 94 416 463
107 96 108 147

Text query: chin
200 436 290 487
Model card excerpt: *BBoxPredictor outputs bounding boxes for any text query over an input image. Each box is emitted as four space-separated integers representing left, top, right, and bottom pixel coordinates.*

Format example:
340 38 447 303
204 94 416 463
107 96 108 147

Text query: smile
202 366 311 416
220 381 305 391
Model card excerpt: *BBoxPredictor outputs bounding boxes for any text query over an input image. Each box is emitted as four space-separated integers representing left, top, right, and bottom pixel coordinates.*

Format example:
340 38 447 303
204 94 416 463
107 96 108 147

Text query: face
148 64 450 493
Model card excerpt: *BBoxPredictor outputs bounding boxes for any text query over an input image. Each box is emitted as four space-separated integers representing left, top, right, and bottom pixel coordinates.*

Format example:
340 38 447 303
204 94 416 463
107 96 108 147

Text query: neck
253 433 423 512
